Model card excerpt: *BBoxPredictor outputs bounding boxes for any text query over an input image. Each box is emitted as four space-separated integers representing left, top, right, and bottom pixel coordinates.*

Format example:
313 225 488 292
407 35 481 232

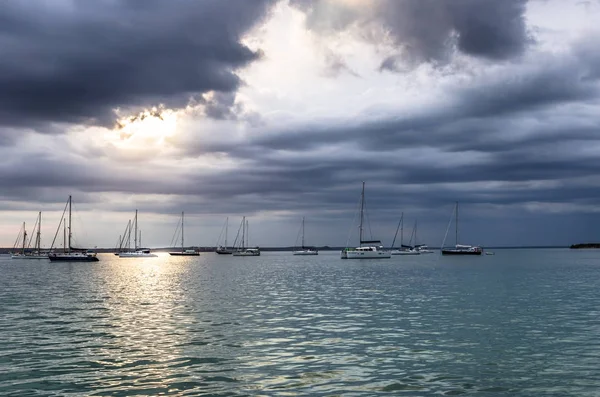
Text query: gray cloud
291 0 530 66
0 0 276 128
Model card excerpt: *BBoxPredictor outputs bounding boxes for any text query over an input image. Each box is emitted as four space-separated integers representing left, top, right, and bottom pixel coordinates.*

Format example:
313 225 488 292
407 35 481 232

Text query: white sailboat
413 221 434 253
118 210 157 257
169 212 200 256
390 213 420 255
48 196 99 262
215 217 233 254
293 217 318 255
232 217 260 256
341 182 391 259
441 202 483 256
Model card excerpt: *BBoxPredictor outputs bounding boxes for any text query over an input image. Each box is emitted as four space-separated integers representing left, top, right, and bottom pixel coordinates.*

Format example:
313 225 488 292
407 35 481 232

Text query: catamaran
169 212 200 256
341 182 391 259
118 210 158 257
293 217 318 255
441 202 483 256
48 196 99 262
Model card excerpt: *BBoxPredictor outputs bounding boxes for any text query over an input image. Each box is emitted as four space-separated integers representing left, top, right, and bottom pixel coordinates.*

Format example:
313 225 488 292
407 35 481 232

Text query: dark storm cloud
291 0 530 66
0 0 276 128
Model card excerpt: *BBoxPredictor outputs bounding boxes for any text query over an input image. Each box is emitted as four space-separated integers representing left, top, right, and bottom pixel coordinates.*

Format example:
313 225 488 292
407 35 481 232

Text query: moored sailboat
390 213 420 255
293 217 318 255
118 210 157 257
48 196 99 262
232 217 260 256
341 182 391 259
169 212 200 256
441 202 483 256
215 217 233 254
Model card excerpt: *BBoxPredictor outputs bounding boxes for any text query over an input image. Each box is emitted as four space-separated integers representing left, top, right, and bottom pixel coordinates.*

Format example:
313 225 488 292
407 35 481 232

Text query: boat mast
246 219 249 248
63 220 67 253
391 215 402 249
301 217 305 248
21 222 27 255
37 212 41 254
225 217 228 249
181 211 184 251
134 210 138 250
241 216 245 249
68 195 72 252
400 212 404 247
455 202 459 246
359 181 365 245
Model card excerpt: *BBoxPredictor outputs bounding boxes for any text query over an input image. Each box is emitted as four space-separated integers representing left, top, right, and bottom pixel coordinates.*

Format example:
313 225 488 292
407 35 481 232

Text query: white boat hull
11 255 48 259
232 248 261 256
118 252 158 258
293 250 318 255
345 250 391 259
391 250 420 255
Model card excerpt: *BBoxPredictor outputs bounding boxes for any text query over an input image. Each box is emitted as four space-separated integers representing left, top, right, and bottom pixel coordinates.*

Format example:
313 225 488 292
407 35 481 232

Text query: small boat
232 217 261 256
390 213 420 255
169 212 200 256
118 210 157 258
293 217 318 255
441 202 483 256
48 196 99 262
341 182 391 259
415 244 434 254
215 217 233 255
232 248 261 257
119 249 157 258
485 251 495 256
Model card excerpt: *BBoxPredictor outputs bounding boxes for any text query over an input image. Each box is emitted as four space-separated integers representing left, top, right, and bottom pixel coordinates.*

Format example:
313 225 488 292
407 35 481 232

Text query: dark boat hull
441 250 483 256
215 250 232 255
169 252 200 256
49 255 99 262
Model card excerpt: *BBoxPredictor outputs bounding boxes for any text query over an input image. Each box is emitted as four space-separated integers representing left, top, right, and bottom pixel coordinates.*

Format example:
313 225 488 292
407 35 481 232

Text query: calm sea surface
1 249 599 396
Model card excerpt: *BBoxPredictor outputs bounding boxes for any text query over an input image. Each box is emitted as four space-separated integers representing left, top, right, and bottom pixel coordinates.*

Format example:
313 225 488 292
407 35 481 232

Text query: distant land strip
569 243 600 249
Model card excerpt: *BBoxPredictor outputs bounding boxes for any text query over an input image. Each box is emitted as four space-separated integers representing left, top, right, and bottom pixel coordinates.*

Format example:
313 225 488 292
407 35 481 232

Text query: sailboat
413 220 434 253
341 182 391 259
293 217 318 255
215 217 233 254
48 196 99 262
232 217 260 256
118 210 157 257
12 212 48 259
441 202 483 256
169 212 199 256
390 213 420 255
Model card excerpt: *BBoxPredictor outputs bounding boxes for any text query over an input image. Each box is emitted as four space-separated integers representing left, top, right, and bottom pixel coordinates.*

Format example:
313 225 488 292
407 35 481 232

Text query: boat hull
232 250 260 256
118 253 158 258
391 250 420 255
441 249 483 256
293 250 318 255
49 254 99 262
169 252 200 256
345 251 391 259
215 249 233 255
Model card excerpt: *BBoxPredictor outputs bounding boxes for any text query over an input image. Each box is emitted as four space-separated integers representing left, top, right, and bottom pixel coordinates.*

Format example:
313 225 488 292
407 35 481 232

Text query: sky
1 0 600 249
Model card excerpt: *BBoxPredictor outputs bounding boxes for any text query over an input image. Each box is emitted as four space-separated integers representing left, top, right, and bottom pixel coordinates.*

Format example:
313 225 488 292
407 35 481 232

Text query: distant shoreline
569 243 600 249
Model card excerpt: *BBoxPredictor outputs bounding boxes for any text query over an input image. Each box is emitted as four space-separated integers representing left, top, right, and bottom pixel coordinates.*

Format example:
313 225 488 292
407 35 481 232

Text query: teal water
1 249 599 396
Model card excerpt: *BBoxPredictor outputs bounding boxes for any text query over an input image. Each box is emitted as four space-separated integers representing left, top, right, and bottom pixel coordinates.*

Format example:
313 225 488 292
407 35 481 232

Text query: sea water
1 249 599 396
